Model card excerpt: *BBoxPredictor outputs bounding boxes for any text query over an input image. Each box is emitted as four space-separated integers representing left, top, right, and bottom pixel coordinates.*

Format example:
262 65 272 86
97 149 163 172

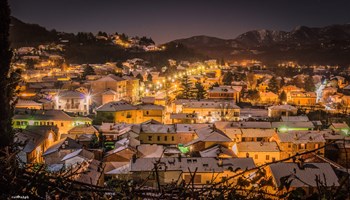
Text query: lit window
266 155 270 160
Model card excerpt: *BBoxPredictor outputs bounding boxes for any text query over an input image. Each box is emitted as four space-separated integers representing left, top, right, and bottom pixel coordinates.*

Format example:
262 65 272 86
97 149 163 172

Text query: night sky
9 0 350 44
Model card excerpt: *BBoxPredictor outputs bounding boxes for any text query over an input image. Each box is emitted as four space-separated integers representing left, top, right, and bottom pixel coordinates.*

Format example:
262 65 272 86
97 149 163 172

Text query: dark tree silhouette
0 0 19 148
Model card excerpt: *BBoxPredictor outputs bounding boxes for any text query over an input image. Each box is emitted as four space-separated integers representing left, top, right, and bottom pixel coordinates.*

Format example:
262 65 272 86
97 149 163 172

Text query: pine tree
268 76 279 93
194 82 206 100
279 91 287 103
178 74 193 99
82 64 95 80
222 72 233 85
147 73 153 82
304 76 315 92
0 0 19 148
136 74 143 82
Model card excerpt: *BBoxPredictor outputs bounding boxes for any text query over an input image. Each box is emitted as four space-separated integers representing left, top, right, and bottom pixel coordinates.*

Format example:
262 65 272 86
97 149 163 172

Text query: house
43 137 82 165
104 137 140 162
13 109 92 138
95 101 165 124
15 99 43 110
268 104 298 118
139 124 178 145
330 122 350 135
122 76 140 103
199 144 236 158
91 74 128 105
173 99 240 123
69 159 105 186
266 162 339 196
54 90 91 115
170 113 197 124
271 131 326 160
15 126 58 163
288 91 317 106
259 92 279 104
130 157 255 187
232 142 280 165
61 149 95 168
207 86 241 102
184 126 232 151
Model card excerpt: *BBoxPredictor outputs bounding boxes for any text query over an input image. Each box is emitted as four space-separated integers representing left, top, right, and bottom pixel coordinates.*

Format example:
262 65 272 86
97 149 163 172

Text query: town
10 40 350 199
2 0 350 199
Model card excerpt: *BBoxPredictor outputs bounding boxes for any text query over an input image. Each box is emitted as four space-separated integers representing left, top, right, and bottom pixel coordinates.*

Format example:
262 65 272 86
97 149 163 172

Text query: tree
0 0 19 148
246 89 260 102
177 74 193 99
194 82 206 100
136 74 144 82
304 75 315 92
209 82 220 90
268 76 279 93
82 64 95 80
147 73 153 82
279 91 287 103
222 71 233 85
247 72 257 89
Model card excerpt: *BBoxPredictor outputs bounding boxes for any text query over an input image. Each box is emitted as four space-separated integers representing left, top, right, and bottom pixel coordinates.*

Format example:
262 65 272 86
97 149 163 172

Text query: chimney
132 154 137 163
218 158 223 167
297 158 305 170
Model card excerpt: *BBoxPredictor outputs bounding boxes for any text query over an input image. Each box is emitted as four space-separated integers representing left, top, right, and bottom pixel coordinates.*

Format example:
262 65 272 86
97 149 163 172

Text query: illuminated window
266 155 270 160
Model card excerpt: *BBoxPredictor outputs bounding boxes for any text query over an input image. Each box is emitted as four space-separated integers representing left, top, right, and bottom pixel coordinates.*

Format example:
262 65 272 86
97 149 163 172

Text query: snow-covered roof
199 145 236 158
185 127 231 146
269 162 339 188
236 142 280 152
130 157 255 173
275 131 325 144
281 116 309 122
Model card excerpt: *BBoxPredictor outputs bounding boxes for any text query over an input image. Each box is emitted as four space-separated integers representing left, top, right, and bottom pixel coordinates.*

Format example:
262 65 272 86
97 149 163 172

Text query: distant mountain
170 25 350 65
9 17 350 65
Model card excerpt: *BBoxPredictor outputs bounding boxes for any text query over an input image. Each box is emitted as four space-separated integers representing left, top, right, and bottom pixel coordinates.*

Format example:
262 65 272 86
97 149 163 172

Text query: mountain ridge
9 16 350 65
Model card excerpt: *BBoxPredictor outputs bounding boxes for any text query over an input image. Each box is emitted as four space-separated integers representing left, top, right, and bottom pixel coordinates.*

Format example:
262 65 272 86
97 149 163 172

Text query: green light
279 126 288 132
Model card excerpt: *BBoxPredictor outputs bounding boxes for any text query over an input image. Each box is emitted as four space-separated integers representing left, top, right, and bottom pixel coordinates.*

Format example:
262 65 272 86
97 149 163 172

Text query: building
233 141 280 165
43 137 82 165
259 92 279 104
122 76 140 103
15 99 43 110
54 90 91 115
271 131 326 160
288 91 317 106
130 157 255 187
15 126 58 163
266 162 339 196
173 99 240 123
95 101 165 124
268 104 298 118
13 109 92 138
207 86 241 102
184 126 232 151
91 74 127 105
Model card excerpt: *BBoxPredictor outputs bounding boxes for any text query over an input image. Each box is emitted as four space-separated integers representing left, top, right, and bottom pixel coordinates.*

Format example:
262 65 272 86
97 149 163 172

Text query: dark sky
9 0 350 44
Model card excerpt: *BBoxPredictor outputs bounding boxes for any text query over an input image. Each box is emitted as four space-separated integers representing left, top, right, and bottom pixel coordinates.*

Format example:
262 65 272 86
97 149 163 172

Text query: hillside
9 17 350 65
